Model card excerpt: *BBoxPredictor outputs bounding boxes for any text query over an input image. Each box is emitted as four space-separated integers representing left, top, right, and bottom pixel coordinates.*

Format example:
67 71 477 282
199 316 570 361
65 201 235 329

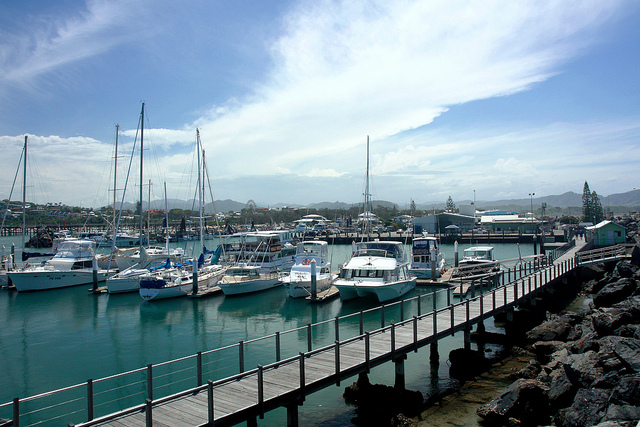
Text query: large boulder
548 365 576 409
602 404 640 424
564 350 604 388
610 374 640 406
593 278 637 308
555 388 610 427
526 314 576 342
598 336 640 373
476 378 550 426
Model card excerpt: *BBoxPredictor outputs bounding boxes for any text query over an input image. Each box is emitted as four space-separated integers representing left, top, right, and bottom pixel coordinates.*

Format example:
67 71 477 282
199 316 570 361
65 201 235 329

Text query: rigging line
1 141 25 231
107 107 142 271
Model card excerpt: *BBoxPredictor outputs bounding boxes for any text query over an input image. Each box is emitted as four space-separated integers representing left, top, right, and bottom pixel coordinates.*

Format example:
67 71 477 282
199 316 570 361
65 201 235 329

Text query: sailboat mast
196 129 204 253
22 135 27 252
139 103 145 253
113 124 119 232
364 135 371 241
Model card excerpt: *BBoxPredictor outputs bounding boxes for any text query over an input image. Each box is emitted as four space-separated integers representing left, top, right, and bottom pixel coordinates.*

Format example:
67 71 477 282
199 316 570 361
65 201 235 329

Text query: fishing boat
450 245 502 293
280 241 336 298
459 246 499 270
7 239 110 291
217 264 281 296
333 240 416 302
409 235 445 279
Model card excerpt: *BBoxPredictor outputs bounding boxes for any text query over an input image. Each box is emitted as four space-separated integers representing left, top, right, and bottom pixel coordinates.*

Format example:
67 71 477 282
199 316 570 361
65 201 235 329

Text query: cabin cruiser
409 235 445 279
333 240 416 302
280 241 336 298
217 264 282 295
7 239 112 291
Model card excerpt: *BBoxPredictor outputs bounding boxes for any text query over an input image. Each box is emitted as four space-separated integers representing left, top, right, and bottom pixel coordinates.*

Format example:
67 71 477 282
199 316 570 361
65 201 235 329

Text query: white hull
409 268 441 280
8 269 109 292
140 283 191 300
218 274 281 296
282 274 335 298
106 274 144 294
334 277 416 303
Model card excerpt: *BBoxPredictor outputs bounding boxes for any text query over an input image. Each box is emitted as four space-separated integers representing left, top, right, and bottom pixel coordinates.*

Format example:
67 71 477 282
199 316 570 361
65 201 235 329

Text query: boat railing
1 255 566 426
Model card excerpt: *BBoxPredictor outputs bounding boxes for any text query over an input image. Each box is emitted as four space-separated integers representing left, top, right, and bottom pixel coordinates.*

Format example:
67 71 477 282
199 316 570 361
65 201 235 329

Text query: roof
586 220 625 230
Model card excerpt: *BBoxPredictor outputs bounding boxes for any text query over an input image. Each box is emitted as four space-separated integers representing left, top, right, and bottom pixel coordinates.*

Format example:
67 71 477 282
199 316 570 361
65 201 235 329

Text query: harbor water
0 235 534 426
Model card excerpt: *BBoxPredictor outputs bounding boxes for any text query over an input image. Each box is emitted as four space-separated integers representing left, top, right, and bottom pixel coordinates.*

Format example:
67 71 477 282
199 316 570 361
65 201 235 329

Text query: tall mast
363 135 371 241
139 103 145 253
113 124 119 233
22 135 27 252
197 129 204 253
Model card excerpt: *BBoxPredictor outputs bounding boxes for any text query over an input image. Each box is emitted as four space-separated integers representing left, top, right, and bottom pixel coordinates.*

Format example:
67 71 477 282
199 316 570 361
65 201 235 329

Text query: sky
1 0 640 210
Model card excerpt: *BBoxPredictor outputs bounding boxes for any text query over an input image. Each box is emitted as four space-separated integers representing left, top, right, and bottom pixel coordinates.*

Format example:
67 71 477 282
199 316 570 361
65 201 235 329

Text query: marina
1 236 624 425
0 234 541 425
1 228 625 426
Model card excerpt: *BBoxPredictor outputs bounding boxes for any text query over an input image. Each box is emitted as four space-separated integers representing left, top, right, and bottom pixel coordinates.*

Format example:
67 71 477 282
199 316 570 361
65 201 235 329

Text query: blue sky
1 0 639 210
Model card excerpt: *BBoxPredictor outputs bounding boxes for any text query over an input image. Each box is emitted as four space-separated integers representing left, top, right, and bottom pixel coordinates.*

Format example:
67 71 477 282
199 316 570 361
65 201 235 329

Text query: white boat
280 241 336 298
138 262 227 301
409 235 445 279
7 239 110 291
333 240 416 302
220 231 297 273
217 264 282 296
453 245 502 280
113 246 187 271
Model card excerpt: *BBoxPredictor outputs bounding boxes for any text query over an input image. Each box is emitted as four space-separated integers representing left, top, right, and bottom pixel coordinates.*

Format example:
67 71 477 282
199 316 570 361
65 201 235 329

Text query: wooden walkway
71 240 602 427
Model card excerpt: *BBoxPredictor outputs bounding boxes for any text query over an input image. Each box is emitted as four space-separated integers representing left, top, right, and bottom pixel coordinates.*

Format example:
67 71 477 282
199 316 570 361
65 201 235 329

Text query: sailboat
333 136 417 302
139 129 226 301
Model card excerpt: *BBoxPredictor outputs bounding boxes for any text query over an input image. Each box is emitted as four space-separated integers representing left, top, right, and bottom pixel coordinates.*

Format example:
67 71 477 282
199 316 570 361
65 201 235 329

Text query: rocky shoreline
473 253 640 426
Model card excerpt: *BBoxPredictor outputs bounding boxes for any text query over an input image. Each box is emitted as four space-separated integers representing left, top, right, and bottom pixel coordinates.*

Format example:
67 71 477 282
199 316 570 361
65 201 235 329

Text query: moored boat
7 239 111 291
280 241 336 298
217 264 282 296
333 240 416 302
409 235 445 279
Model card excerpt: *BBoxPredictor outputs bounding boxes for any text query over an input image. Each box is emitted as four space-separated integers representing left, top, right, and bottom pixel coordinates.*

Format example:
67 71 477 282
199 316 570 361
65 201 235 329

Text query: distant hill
110 189 640 214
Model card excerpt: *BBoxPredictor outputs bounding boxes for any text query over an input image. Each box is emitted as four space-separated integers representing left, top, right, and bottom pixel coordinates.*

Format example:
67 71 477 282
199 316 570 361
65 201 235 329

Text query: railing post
400 299 405 321
492 289 496 311
197 352 203 386
307 324 312 352
432 290 437 312
87 379 94 421
479 292 484 321
299 352 306 393
335 316 340 342
239 341 244 373
446 287 451 306
433 309 438 337
335 341 341 386
145 398 153 427
13 397 19 427
465 299 470 328
391 322 396 358
504 284 508 306
381 304 386 329
413 316 418 351
359 311 364 335
514 278 518 301
365 332 370 372
258 365 264 418
417 294 422 317
276 331 281 362
146 364 153 401
450 304 454 335
207 380 214 424
528 277 532 294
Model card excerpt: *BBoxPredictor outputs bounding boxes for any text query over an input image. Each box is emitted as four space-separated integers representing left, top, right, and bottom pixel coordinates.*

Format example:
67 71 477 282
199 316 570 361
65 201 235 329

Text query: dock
4 240 634 427
306 285 340 302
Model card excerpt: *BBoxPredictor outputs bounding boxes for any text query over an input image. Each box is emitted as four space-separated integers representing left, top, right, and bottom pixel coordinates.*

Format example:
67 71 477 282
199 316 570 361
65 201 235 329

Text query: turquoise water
0 236 534 425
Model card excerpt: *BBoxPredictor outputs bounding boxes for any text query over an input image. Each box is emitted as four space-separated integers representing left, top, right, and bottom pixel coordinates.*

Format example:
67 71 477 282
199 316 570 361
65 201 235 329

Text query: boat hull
8 269 108 291
139 283 192 300
218 274 281 296
334 278 416 302
281 274 335 298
